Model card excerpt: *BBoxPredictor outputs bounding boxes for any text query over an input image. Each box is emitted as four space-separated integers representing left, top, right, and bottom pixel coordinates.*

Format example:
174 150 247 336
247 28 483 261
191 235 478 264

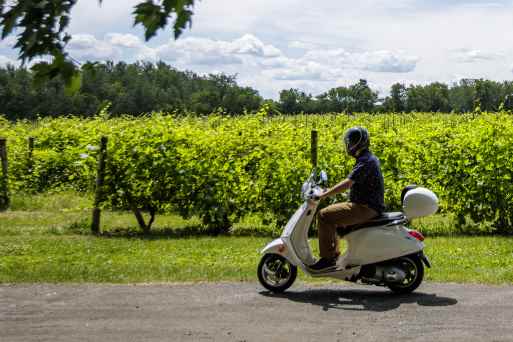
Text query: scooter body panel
260 201 318 268
343 225 424 267
283 202 317 267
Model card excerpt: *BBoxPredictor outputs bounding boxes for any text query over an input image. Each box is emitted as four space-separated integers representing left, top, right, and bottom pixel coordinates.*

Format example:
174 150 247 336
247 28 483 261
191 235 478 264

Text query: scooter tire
387 255 424 294
258 254 297 293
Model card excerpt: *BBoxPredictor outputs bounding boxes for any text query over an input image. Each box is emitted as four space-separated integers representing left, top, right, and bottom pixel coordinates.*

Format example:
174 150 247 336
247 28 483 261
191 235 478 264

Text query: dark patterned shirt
347 150 385 213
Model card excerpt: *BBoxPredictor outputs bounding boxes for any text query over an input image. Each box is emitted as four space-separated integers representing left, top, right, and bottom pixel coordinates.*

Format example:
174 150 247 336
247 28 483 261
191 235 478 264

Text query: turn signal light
408 230 425 241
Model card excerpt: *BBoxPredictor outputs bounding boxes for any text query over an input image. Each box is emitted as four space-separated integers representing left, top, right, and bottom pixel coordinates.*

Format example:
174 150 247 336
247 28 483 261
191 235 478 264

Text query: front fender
261 238 286 255
260 238 297 266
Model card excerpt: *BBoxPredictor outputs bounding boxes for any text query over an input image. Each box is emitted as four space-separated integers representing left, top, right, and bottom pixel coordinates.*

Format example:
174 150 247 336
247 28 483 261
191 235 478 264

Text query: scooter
257 170 438 294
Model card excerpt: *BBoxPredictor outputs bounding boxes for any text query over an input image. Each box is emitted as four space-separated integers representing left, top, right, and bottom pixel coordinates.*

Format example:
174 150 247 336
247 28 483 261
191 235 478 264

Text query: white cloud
158 37 242 65
301 48 418 73
189 53 242 66
156 34 282 66
303 49 352 65
68 34 119 60
134 47 159 62
67 33 159 62
230 34 281 57
270 61 328 81
288 41 318 50
106 33 142 49
452 49 503 63
156 44 180 62
357 50 419 73
259 56 290 69
106 33 158 61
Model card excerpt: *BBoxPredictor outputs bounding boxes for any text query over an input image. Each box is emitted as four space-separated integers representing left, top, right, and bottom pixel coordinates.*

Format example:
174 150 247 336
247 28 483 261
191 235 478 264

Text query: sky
2 0 513 99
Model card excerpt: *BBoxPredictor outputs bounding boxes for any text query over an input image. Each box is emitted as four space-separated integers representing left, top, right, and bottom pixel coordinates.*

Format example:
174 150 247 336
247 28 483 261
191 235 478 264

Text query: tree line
0 61 262 120
2 61 513 119
276 79 513 114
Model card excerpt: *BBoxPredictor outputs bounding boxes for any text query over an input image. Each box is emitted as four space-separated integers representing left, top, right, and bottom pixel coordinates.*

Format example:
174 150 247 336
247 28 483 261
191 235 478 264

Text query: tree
448 79 475 113
0 0 196 93
474 79 502 112
501 81 513 111
424 82 450 112
315 80 377 113
384 83 406 112
278 88 312 114
349 79 378 112
317 86 351 112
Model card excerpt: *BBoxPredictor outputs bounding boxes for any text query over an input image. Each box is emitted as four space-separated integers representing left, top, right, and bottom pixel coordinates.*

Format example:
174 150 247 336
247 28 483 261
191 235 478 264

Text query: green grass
2 191 475 237
1 232 512 284
1 192 512 284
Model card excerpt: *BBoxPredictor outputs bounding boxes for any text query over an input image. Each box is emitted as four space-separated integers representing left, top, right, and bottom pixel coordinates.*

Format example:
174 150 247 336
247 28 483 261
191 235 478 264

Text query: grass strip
1 234 512 284
2 192 512 284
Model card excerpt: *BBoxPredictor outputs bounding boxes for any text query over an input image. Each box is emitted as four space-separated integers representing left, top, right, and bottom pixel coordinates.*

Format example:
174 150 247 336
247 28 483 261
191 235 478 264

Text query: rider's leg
317 202 377 260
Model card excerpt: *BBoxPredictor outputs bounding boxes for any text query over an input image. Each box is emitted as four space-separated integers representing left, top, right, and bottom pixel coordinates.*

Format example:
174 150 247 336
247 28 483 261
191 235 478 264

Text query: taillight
408 230 425 241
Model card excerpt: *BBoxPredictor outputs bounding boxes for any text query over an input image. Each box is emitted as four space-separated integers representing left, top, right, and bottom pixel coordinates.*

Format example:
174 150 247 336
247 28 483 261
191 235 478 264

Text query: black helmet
343 126 370 156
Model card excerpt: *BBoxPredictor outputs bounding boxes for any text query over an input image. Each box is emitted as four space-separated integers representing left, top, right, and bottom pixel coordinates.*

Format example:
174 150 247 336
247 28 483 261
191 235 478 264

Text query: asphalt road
1 282 512 342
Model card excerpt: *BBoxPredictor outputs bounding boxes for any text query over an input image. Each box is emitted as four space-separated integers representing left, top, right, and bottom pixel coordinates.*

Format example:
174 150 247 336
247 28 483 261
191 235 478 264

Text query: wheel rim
261 255 293 287
394 257 418 288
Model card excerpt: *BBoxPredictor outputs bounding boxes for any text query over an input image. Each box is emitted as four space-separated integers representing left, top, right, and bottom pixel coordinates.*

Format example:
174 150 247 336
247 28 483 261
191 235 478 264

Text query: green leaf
133 0 195 41
1 7 19 39
173 9 193 39
133 1 167 41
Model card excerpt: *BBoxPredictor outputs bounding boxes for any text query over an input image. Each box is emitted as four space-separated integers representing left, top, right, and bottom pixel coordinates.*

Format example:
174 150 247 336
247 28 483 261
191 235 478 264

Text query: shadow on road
260 288 458 312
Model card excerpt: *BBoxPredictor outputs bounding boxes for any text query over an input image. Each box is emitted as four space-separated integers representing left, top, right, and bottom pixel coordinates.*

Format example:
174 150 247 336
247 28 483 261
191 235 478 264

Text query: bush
1 112 512 234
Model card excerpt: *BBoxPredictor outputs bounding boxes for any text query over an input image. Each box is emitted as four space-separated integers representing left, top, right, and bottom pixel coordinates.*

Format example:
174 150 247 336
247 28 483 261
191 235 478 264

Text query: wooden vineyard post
311 130 318 169
310 130 319 231
27 137 34 173
0 138 8 211
91 136 108 234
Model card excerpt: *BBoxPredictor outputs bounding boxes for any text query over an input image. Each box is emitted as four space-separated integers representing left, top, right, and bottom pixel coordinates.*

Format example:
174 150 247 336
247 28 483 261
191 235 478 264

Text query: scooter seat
337 212 406 236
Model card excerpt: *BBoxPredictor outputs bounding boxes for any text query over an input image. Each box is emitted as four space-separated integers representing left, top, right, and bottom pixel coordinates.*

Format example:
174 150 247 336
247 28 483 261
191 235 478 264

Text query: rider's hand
308 189 327 205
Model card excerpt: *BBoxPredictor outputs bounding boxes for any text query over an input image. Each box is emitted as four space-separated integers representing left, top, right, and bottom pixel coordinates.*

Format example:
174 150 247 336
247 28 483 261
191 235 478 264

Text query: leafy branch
0 0 197 94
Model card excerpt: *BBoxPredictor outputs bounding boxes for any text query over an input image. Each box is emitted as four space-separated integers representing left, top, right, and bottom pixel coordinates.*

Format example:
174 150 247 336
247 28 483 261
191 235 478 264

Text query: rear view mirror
320 170 328 183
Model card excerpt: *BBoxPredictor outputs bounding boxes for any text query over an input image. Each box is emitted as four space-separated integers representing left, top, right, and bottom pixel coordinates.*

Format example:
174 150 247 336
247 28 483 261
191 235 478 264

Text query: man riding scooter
309 126 385 271
258 126 437 293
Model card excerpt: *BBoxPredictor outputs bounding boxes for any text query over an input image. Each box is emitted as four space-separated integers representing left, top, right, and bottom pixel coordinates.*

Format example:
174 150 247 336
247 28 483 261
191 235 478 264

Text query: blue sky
2 0 513 99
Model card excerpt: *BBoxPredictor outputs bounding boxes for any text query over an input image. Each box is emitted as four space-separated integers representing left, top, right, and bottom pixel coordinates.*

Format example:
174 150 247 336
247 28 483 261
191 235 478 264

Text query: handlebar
302 169 329 202
305 187 324 201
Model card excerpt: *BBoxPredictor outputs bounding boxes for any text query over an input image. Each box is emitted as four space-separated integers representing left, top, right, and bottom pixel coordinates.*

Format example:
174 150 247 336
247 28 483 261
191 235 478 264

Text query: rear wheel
387 255 424 294
257 254 297 293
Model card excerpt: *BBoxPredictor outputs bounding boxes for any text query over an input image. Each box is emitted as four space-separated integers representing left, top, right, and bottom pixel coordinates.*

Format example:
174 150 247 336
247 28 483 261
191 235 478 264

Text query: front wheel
257 254 297 293
387 255 424 294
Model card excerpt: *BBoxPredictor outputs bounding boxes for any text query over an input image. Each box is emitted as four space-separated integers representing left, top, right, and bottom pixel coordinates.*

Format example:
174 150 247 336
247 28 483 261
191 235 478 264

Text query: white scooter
257 170 438 294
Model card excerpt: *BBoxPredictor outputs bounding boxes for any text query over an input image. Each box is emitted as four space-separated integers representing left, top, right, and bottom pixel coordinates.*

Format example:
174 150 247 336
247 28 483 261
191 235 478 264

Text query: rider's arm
320 178 353 199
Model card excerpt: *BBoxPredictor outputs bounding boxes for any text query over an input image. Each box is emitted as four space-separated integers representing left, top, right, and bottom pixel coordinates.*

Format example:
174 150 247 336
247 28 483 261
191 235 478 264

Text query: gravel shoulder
1 282 513 342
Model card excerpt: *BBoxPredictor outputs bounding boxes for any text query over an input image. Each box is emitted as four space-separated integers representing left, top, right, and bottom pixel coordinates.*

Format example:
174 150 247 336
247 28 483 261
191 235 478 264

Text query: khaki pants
317 202 378 259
